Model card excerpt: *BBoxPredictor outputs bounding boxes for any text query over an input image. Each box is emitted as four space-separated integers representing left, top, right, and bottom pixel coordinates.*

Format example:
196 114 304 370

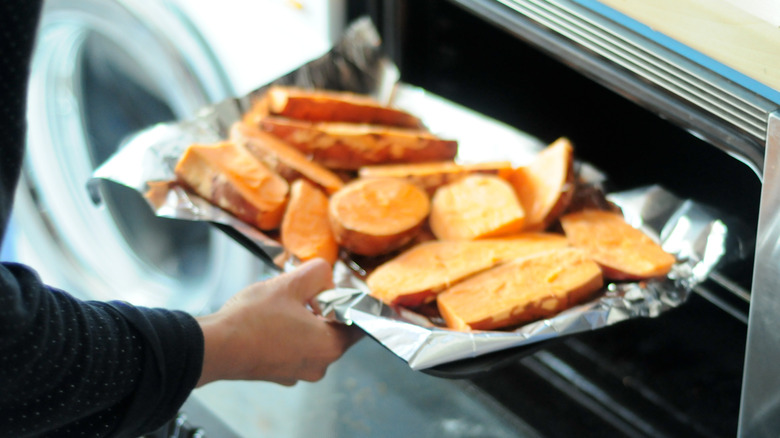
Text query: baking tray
89 18 736 377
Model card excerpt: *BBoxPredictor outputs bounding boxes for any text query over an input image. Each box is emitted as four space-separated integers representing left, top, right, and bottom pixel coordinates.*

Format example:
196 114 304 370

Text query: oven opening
353 1 762 435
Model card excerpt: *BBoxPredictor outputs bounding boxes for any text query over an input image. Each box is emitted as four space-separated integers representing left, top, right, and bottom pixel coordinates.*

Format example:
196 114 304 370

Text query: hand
195 258 362 387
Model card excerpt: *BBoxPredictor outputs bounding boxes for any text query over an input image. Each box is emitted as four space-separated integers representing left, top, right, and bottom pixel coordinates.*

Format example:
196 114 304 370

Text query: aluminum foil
316 185 729 371
89 18 732 372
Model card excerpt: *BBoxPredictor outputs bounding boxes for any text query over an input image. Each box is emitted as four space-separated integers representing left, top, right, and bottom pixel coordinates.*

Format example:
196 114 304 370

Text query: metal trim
447 0 780 177
738 111 780 437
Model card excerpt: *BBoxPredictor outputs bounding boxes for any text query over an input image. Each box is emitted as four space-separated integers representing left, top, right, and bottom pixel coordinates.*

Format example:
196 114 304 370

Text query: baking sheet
89 18 732 373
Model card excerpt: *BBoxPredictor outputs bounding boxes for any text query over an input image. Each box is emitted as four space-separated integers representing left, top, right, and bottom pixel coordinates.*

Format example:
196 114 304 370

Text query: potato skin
267 86 425 128
260 116 457 170
358 161 513 195
329 218 424 257
174 142 288 230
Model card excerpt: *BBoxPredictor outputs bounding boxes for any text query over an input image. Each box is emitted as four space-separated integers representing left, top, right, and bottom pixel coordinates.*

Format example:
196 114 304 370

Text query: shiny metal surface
738 111 780 437
448 0 779 176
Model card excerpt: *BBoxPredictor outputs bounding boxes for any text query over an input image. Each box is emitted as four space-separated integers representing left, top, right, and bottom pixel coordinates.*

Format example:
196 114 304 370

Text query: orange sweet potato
366 233 570 307
260 116 458 170
281 179 339 265
559 209 675 280
509 137 575 231
230 122 344 195
437 248 604 331
429 174 525 240
242 92 272 127
358 161 514 195
266 86 424 128
174 141 289 230
329 178 430 256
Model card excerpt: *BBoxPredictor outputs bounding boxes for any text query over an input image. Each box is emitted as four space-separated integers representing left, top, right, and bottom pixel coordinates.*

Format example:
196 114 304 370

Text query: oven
342 0 779 436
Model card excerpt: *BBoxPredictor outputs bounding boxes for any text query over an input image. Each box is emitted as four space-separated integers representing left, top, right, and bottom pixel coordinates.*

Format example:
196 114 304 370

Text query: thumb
285 258 335 304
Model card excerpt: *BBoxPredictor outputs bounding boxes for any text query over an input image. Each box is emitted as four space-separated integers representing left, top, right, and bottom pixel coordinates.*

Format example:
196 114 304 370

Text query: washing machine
9 0 343 312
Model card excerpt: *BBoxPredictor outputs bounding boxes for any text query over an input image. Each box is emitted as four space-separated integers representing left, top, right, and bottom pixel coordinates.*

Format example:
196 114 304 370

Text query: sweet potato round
328 178 430 256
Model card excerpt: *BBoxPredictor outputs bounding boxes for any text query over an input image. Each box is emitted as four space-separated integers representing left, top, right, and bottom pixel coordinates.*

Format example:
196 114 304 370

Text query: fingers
325 320 364 355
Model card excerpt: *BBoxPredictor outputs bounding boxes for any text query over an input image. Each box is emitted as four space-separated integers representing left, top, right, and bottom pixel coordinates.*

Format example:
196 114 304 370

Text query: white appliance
11 0 341 312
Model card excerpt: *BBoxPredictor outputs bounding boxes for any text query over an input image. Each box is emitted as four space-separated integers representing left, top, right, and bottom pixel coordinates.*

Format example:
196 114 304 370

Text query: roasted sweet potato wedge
509 137 575 231
260 116 458 170
329 177 430 256
429 174 525 240
559 209 675 280
230 121 344 195
174 141 289 230
358 160 513 195
437 248 604 331
366 233 570 307
266 86 424 128
281 179 339 265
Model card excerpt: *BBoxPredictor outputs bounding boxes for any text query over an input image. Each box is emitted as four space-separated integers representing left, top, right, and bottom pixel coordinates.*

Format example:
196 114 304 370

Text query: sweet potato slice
429 174 525 241
281 179 339 265
508 137 575 231
358 161 513 195
329 178 430 256
437 248 604 331
366 233 570 307
260 116 458 170
174 141 289 230
559 209 675 280
266 86 424 128
230 122 344 195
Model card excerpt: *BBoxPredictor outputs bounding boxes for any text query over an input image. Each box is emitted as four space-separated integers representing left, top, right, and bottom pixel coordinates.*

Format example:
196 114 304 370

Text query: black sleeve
0 264 204 438
0 2 205 437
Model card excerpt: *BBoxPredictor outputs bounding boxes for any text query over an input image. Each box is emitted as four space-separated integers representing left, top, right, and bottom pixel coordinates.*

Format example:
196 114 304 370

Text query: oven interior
348 1 759 436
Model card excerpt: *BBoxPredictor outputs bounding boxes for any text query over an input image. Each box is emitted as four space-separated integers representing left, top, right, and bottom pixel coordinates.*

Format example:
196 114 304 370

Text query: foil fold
89 18 735 372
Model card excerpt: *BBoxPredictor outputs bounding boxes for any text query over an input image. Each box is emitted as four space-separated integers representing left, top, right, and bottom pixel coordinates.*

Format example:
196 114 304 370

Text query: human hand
195 258 362 387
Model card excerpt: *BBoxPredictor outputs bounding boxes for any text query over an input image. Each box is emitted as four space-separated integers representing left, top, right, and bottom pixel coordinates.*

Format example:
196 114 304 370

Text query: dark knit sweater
0 2 204 437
